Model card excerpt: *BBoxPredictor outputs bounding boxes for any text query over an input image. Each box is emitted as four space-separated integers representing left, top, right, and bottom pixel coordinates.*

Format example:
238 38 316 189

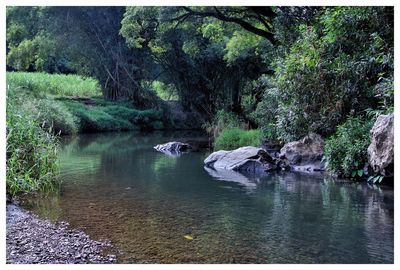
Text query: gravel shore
6 203 117 264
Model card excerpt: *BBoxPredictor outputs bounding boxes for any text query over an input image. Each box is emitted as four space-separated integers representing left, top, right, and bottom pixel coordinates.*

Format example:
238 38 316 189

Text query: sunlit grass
6 71 101 97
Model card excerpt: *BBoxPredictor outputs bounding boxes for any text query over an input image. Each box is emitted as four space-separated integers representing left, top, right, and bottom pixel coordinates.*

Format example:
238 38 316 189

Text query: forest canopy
7 6 393 142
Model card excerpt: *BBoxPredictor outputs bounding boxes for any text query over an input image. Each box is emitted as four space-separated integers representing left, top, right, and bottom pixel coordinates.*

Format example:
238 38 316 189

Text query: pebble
6 204 117 264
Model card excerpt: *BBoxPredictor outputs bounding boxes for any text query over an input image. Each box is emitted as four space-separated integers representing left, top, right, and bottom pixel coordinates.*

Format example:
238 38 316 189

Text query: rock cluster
204 133 325 174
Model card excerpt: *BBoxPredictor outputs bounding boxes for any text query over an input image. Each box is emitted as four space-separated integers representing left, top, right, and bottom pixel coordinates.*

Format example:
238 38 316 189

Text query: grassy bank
6 71 166 196
6 94 59 196
7 72 166 135
214 128 261 150
7 72 100 97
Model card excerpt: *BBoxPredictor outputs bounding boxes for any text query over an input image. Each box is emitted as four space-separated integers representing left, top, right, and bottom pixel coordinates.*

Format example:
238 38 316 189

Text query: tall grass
6 98 59 196
214 128 262 150
7 71 101 97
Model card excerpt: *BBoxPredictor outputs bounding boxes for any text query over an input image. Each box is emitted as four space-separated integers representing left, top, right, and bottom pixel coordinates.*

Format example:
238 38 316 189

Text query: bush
214 128 261 150
6 100 59 196
6 71 101 97
253 7 393 143
251 77 280 141
323 116 374 177
203 109 241 135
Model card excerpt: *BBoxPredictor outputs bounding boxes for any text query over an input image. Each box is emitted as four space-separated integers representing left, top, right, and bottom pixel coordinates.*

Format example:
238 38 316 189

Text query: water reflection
21 131 393 263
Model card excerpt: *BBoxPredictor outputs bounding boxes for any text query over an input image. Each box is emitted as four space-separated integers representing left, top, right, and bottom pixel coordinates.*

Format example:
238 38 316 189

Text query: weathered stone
204 146 277 173
154 141 192 156
368 114 394 177
279 133 325 172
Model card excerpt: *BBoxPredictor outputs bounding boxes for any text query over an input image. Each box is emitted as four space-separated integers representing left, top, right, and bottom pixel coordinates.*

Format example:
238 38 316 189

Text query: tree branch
179 6 276 44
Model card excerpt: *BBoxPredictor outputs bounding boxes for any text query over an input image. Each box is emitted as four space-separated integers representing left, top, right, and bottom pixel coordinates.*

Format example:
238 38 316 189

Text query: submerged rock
154 141 192 156
368 114 394 177
204 146 277 173
279 133 325 172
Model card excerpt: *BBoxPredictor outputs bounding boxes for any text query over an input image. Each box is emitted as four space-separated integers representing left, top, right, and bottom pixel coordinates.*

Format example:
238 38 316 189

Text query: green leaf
354 161 359 167
378 176 384 183
357 169 363 177
367 175 374 182
351 170 357 178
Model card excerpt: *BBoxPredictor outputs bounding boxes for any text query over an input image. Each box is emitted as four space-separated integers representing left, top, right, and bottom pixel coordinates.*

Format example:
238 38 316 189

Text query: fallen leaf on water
184 235 193 240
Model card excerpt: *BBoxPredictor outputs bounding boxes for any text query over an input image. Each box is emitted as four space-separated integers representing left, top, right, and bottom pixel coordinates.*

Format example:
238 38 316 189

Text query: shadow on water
22 131 394 263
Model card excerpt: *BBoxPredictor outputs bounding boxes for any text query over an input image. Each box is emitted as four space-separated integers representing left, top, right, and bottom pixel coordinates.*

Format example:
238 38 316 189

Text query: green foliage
7 72 165 134
7 72 100 97
149 80 179 101
251 76 280 141
60 100 135 132
205 109 261 150
203 110 241 134
6 97 59 196
323 116 374 178
254 6 393 142
214 128 261 150
224 30 263 64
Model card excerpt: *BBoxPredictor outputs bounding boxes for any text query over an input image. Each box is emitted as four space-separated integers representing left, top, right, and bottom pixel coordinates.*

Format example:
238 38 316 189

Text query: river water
22 131 394 263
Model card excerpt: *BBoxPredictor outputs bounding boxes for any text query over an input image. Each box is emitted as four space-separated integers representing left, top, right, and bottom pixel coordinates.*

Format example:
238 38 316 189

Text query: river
21 131 394 263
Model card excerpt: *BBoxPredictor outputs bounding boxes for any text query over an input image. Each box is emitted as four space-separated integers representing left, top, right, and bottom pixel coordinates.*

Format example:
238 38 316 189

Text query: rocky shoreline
6 203 117 264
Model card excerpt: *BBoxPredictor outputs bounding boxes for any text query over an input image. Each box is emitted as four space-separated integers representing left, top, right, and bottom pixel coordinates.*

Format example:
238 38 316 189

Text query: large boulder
368 114 394 177
204 146 277 173
154 141 192 156
279 133 325 172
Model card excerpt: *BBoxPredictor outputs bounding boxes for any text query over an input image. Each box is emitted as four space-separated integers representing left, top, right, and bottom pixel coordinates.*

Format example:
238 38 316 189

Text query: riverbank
6 203 117 264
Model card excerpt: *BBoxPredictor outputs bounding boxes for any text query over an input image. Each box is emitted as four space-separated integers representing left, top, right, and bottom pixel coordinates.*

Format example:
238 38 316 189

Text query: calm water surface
23 132 394 263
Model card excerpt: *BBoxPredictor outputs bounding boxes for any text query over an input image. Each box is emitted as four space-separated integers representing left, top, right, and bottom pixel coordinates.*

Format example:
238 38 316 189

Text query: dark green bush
214 128 261 150
323 116 374 178
253 7 393 143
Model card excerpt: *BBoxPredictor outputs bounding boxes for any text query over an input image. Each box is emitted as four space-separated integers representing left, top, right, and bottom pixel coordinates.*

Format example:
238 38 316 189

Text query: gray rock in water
368 114 394 177
154 141 192 156
204 146 277 173
279 133 325 172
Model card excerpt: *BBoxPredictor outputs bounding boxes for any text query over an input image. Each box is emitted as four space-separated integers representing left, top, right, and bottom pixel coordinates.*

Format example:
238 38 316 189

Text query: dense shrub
250 76 280 141
203 110 241 134
6 100 59 196
254 7 393 143
214 128 261 150
323 116 374 178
